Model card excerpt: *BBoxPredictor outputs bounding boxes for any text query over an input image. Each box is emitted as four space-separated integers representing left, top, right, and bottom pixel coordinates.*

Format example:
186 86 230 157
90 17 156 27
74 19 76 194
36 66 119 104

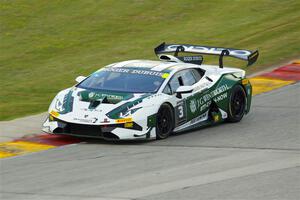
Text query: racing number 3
178 106 184 118
176 101 187 125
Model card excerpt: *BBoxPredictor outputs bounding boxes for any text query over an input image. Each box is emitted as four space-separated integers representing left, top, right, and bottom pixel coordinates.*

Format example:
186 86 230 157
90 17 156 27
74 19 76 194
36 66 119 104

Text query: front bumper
42 117 156 140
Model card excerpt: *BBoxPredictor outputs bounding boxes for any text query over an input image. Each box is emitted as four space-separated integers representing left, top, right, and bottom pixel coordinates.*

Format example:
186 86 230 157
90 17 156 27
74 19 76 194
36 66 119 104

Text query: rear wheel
227 85 246 122
156 104 174 139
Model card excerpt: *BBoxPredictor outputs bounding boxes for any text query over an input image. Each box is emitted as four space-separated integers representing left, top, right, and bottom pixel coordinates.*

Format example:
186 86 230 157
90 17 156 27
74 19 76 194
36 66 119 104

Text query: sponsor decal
213 93 227 103
79 90 134 104
177 56 203 65
213 114 220 122
50 110 60 117
147 114 156 128
88 92 96 99
146 93 162 99
189 84 229 113
124 122 134 128
81 108 102 112
161 73 170 79
166 45 251 57
189 99 197 113
182 56 202 62
73 117 98 123
210 84 229 97
86 93 123 101
115 118 132 123
101 67 164 77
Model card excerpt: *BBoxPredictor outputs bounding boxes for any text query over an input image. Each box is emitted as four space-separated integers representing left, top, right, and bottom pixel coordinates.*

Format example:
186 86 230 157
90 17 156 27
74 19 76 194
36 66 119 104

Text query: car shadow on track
77 122 226 146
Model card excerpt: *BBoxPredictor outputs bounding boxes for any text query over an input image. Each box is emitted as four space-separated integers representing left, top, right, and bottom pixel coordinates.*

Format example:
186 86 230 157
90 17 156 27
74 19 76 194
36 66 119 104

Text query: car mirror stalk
175 86 193 99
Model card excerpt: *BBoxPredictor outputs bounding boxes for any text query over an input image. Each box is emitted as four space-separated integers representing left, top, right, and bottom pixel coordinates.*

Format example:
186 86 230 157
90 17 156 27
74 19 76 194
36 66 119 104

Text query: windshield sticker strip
101 67 165 77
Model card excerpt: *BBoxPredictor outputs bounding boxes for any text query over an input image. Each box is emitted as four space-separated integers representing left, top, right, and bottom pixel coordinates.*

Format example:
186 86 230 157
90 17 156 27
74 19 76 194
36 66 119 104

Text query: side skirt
173 110 226 134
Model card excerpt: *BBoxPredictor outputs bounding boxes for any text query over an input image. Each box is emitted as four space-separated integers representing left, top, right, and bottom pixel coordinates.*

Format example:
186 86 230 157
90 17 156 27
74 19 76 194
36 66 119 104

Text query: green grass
1 0 300 120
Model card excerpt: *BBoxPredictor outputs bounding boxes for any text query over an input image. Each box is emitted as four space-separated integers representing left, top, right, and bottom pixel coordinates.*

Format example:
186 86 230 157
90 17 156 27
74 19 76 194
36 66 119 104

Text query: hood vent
101 96 109 104
89 100 101 109
88 96 113 109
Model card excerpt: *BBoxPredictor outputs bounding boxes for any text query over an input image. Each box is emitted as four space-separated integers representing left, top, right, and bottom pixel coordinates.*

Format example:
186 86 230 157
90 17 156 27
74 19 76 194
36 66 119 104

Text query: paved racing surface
1 64 300 199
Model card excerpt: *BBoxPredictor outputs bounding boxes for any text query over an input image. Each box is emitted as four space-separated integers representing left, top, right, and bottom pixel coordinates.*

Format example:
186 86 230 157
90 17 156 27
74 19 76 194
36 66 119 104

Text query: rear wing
154 42 259 68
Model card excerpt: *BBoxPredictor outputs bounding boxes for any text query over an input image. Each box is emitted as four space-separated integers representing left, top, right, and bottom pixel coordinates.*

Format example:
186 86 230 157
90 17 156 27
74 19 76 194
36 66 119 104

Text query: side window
163 84 172 95
191 68 204 82
181 70 196 86
168 73 182 94
163 69 198 95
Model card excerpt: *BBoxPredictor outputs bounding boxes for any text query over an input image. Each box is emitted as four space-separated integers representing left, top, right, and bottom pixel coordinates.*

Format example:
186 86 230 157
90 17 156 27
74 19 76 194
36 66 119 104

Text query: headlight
119 107 141 118
55 99 64 112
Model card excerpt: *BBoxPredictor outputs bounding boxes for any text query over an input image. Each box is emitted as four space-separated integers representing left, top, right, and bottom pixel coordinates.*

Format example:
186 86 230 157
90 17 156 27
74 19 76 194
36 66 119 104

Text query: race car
42 43 259 140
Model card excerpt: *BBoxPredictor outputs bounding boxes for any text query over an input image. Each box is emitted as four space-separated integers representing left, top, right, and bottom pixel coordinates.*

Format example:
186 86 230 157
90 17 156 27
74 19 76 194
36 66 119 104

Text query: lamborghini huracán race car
42 43 259 140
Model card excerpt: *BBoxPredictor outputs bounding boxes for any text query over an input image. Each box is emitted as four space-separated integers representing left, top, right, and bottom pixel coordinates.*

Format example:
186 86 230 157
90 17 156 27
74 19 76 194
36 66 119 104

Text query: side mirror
175 86 193 98
75 76 86 83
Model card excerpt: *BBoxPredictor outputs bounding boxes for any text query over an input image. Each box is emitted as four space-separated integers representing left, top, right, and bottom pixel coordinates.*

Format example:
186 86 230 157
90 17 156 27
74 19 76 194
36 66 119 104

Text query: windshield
77 67 167 93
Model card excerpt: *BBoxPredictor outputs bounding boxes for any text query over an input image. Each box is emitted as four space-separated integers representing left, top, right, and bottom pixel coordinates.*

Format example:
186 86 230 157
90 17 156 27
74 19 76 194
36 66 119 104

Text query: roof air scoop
158 54 183 63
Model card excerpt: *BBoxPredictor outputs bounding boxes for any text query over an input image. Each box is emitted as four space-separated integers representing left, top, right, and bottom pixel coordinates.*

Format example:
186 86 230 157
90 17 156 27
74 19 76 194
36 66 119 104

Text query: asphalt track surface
1 83 300 200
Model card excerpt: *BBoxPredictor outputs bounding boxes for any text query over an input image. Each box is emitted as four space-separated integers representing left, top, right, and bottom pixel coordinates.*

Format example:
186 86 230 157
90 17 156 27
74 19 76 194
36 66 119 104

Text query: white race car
42 43 258 140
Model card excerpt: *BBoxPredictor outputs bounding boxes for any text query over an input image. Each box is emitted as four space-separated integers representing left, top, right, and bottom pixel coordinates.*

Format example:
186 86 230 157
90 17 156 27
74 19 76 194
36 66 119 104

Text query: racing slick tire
156 103 174 139
227 84 247 123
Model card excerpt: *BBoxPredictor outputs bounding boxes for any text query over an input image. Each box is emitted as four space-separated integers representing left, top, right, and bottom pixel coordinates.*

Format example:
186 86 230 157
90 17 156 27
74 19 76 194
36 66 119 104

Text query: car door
163 69 201 126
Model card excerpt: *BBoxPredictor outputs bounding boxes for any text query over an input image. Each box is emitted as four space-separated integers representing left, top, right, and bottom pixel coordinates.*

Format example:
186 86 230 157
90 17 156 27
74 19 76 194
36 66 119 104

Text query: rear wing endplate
154 42 259 68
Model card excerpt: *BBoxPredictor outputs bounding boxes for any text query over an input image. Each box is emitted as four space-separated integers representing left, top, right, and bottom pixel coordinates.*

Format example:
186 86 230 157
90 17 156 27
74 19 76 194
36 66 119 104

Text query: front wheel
156 103 174 139
227 85 247 122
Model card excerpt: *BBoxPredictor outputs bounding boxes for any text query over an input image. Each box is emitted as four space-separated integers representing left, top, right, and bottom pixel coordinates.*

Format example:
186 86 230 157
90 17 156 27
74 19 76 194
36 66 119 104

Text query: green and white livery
42 43 258 140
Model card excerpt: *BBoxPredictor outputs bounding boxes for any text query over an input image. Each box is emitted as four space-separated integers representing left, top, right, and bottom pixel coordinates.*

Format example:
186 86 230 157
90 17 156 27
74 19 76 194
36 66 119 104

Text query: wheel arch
162 102 175 115
212 74 242 113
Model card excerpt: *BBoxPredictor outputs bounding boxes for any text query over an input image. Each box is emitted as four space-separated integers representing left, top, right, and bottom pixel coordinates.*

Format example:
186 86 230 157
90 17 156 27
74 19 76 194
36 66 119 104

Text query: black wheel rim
231 90 245 117
157 107 172 137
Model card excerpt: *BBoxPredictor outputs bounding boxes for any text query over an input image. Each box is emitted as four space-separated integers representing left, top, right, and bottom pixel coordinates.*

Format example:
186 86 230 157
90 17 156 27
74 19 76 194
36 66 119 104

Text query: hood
50 87 152 124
